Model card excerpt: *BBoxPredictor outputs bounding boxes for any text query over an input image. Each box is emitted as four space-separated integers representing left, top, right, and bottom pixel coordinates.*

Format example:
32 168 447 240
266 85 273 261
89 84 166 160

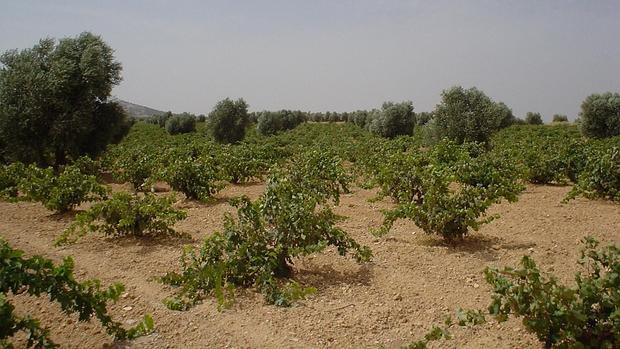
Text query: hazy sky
1 1 619 120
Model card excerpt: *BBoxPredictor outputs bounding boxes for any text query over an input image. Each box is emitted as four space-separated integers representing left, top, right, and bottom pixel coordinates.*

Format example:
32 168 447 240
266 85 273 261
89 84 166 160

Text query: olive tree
0 32 128 167
165 113 196 135
366 101 415 138
525 112 544 125
552 114 569 123
579 92 620 138
208 98 249 143
433 86 511 143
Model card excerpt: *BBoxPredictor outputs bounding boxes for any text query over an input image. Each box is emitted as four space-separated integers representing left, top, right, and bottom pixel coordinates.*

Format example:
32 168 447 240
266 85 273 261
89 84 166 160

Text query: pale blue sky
1 1 619 120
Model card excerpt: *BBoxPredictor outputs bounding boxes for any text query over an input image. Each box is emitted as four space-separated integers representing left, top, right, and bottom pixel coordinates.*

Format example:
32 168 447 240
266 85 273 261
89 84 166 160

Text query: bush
217 144 269 184
208 98 249 144
375 141 523 240
160 154 225 201
111 145 159 191
162 151 370 309
433 86 512 143
520 142 568 184
525 112 544 125
485 237 619 348
0 239 153 348
579 92 620 139
165 114 196 135
57 192 187 244
19 164 108 213
566 146 620 202
0 162 25 200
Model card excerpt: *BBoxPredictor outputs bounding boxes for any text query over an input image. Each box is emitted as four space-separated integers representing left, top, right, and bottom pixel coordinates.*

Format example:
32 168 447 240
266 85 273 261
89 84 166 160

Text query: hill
115 99 166 118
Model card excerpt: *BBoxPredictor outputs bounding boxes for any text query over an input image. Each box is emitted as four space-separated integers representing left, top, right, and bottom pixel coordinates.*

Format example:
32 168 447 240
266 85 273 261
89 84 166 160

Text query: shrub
433 86 512 143
19 164 108 213
485 237 619 348
208 98 249 144
160 154 225 201
566 146 620 202
111 145 159 191
0 239 153 348
521 142 567 184
71 155 101 178
0 162 25 200
162 152 370 309
217 144 269 184
165 114 196 135
57 192 187 244
376 141 523 240
525 112 544 125
579 92 620 139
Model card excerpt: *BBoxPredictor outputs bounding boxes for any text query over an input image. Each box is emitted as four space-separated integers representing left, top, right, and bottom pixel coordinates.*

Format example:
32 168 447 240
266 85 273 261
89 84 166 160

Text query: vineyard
1 119 619 348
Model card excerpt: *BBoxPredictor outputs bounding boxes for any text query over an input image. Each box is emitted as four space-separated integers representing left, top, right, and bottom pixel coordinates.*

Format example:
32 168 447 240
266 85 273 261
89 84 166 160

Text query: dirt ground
1 182 619 348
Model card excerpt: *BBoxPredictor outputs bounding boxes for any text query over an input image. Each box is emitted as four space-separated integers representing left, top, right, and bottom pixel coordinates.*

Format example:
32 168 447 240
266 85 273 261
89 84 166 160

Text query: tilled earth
1 182 619 348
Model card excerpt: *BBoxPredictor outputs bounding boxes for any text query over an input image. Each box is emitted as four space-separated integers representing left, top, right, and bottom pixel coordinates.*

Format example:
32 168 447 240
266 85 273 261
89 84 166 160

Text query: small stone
123 306 133 311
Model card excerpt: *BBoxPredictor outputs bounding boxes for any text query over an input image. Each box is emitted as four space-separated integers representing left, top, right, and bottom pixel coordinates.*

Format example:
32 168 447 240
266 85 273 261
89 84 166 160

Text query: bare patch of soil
1 183 618 348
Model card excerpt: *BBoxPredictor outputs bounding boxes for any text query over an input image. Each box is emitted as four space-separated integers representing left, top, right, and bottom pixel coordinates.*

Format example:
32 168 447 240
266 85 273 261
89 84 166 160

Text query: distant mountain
115 99 166 118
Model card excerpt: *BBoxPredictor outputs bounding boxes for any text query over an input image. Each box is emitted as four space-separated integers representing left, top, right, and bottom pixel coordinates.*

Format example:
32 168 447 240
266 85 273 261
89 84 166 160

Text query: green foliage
525 112 544 125
552 114 569 123
520 142 567 184
401 326 451 349
375 140 523 240
416 111 433 126
433 86 513 143
580 92 620 139
217 143 270 184
491 125 583 184
110 144 159 191
566 146 620 202
455 308 486 326
19 164 108 213
146 111 172 127
0 162 25 200
485 237 620 349
165 114 196 135
366 101 416 138
0 32 128 167
162 152 370 309
57 192 187 244
256 110 306 136
208 98 249 144
160 153 225 201
0 239 153 348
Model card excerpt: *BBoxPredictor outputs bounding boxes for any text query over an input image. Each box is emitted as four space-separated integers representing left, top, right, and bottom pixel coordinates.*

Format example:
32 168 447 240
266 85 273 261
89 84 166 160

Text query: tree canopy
580 92 620 138
433 86 513 143
0 32 129 167
208 98 249 144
